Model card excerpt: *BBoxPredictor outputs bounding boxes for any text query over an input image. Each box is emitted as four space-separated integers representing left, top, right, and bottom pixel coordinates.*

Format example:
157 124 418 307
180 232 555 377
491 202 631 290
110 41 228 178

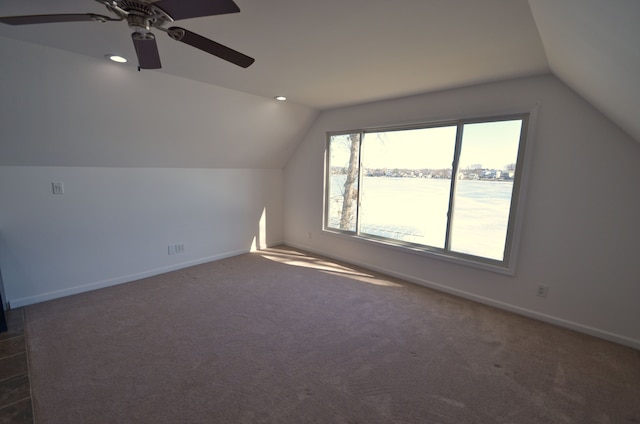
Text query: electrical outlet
52 181 64 195
307 232 312 239
536 284 549 298
169 243 185 255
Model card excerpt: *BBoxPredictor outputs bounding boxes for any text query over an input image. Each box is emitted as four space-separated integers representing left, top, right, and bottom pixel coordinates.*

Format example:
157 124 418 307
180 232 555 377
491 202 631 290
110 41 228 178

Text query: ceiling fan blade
155 0 240 21
132 33 162 69
0 13 117 25
168 27 254 68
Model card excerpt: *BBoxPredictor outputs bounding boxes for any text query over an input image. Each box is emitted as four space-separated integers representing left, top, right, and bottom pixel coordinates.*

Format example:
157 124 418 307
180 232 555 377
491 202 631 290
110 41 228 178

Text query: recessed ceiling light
274 96 287 101
105 54 127 63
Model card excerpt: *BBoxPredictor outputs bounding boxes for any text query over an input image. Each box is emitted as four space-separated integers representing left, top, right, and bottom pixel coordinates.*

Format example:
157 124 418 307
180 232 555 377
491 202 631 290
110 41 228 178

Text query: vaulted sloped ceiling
528 0 640 143
0 0 638 167
0 36 318 168
0 0 549 109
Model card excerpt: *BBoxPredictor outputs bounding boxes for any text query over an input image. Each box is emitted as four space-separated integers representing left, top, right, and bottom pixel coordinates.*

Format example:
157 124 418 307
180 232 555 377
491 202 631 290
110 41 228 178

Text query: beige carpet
25 247 640 423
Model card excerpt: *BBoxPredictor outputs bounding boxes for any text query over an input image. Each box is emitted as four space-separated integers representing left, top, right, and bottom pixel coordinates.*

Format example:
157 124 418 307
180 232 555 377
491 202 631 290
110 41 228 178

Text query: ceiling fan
0 0 254 69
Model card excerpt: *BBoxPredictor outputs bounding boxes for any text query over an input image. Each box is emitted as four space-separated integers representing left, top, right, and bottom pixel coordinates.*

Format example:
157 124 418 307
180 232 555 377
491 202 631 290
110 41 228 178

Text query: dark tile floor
0 309 33 424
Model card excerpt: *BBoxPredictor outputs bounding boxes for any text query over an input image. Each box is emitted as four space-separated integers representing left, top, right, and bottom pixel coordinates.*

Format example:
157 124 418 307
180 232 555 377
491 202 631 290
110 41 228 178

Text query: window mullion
444 124 464 251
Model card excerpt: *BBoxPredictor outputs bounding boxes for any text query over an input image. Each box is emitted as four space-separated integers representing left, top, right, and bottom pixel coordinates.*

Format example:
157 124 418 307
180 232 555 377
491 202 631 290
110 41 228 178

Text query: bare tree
339 133 360 230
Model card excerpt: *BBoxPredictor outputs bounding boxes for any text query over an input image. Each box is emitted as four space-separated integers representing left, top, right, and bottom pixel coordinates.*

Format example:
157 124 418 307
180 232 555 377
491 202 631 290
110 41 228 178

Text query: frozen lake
328 176 514 261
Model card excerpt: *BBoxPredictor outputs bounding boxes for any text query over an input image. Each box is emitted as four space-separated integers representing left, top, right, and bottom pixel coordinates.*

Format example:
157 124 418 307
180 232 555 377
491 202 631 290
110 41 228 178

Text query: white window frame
323 111 536 275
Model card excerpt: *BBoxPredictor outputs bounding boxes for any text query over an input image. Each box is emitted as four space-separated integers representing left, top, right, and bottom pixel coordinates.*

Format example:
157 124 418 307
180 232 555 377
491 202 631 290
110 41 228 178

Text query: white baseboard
9 248 251 308
284 241 640 351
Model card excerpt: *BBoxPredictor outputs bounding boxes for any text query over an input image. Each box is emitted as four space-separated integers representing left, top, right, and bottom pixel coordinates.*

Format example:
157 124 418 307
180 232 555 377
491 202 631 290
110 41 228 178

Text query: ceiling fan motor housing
99 0 172 31
127 14 151 31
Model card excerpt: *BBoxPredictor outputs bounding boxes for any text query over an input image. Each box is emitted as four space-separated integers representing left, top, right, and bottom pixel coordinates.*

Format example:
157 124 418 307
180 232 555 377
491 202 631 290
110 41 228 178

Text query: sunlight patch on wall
250 207 268 251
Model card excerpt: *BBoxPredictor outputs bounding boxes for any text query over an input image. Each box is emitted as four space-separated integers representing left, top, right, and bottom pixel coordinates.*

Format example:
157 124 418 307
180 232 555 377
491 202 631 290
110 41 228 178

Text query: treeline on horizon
330 166 515 181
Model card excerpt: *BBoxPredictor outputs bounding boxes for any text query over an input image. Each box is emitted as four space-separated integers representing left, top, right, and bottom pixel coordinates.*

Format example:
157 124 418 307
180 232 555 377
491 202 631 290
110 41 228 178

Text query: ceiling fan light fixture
274 96 287 101
106 54 127 63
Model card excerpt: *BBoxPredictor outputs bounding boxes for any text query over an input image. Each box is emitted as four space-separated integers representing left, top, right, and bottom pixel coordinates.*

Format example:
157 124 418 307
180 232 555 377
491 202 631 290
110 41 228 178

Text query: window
324 114 529 273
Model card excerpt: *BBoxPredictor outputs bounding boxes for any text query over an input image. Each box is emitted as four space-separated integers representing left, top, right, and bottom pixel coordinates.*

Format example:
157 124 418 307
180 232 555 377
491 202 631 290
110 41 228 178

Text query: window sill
322 228 517 276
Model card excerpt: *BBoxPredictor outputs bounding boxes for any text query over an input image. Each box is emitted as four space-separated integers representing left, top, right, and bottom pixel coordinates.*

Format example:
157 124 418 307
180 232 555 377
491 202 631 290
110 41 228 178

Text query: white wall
283 75 640 349
0 166 283 307
0 36 307 307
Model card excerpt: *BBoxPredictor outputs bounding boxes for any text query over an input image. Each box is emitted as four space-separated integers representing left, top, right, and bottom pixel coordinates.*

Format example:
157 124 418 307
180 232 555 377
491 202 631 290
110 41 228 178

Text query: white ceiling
0 0 638 142
528 0 640 144
0 0 548 109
